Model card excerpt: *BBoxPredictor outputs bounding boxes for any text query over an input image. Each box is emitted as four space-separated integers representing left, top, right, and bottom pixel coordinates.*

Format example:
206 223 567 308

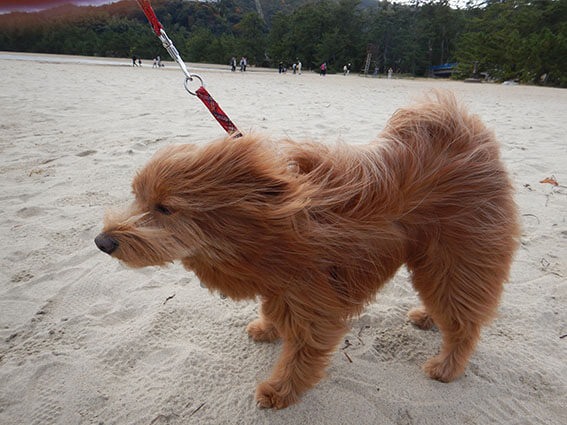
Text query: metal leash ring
184 74 204 96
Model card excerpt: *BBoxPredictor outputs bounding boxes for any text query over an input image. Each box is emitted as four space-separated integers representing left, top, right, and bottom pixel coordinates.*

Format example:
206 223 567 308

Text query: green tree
233 12 267 65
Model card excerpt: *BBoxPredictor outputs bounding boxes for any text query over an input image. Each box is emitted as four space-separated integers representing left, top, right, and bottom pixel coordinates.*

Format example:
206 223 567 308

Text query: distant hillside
0 0 319 27
248 0 316 24
0 0 361 28
230 0 383 25
1 0 564 87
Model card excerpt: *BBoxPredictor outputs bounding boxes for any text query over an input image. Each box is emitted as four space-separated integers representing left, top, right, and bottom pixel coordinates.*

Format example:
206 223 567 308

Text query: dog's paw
408 307 435 330
424 355 464 383
255 381 299 410
246 319 279 342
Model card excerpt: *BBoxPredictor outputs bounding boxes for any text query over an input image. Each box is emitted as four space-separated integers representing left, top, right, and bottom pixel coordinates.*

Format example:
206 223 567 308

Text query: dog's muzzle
95 233 119 255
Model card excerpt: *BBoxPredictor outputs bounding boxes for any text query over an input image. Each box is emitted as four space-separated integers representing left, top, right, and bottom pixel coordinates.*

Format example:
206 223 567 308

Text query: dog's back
285 92 520 313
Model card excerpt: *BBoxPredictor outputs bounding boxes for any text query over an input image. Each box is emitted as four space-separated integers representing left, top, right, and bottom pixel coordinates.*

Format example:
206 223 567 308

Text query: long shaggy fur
97 92 520 409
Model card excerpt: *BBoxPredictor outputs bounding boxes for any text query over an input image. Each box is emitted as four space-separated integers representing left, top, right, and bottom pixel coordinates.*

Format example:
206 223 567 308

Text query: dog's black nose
95 233 118 255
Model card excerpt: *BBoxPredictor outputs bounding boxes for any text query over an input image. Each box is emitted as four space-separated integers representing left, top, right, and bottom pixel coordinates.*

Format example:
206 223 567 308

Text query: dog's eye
155 204 172 215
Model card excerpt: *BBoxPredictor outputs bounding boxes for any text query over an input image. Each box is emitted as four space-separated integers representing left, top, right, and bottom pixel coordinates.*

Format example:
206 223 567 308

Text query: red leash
136 0 241 137
196 87 241 136
137 0 161 35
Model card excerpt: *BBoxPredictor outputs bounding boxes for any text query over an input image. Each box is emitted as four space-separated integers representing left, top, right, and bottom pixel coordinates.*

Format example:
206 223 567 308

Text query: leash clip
158 29 192 82
184 74 204 96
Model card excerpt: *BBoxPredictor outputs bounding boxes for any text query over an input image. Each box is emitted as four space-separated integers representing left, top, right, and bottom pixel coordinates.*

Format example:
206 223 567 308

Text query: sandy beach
0 53 566 425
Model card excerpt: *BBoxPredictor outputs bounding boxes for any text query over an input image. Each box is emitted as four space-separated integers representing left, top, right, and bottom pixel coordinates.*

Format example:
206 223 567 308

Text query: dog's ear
203 134 290 186
225 135 294 201
134 135 305 214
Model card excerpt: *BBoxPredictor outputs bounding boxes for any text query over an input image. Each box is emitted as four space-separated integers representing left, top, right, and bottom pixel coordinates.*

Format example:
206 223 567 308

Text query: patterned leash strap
136 0 241 137
196 87 242 137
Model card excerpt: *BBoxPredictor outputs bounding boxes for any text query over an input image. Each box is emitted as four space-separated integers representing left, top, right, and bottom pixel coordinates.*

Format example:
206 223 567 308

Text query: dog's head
95 134 310 268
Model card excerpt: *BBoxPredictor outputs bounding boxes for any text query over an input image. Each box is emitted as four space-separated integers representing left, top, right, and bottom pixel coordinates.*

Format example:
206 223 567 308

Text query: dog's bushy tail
384 90 496 157
376 91 514 218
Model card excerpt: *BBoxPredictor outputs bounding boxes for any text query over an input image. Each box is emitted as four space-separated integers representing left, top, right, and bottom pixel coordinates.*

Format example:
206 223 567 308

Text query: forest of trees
0 0 565 87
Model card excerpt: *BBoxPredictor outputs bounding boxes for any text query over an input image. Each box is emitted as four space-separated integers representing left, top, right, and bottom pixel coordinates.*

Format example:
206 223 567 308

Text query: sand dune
0 54 566 425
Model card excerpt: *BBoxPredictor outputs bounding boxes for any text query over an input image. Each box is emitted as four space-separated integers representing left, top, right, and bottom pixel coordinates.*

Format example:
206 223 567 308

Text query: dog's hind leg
255 297 348 409
408 257 504 382
422 314 482 382
247 298 280 342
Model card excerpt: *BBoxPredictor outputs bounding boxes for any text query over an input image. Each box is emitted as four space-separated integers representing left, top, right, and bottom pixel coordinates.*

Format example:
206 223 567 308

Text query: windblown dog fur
96 92 520 409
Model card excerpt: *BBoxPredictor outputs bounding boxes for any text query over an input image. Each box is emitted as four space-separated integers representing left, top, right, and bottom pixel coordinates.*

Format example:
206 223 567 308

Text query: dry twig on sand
163 294 176 305
190 402 206 417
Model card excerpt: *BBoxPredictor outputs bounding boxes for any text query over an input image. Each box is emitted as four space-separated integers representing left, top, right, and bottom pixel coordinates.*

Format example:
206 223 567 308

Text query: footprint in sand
16 206 46 218
27 363 67 425
76 149 97 157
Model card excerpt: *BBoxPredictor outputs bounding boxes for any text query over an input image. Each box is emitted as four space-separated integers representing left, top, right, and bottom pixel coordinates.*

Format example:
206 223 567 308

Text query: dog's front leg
255 297 347 409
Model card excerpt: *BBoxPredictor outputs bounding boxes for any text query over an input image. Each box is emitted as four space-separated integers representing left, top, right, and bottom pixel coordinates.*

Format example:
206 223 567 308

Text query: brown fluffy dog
95 92 519 409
